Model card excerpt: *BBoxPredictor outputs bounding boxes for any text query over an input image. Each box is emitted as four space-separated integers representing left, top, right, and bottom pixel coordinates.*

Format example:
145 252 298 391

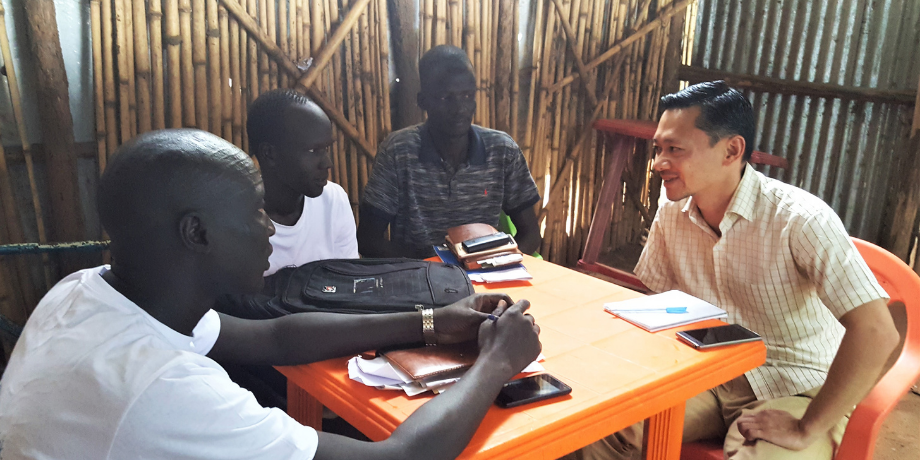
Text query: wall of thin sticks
90 0 392 215
0 0 687 353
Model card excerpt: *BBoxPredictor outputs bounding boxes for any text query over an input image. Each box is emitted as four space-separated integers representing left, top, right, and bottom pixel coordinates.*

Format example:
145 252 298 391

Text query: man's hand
477 299 542 376
433 293 515 344
735 409 816 451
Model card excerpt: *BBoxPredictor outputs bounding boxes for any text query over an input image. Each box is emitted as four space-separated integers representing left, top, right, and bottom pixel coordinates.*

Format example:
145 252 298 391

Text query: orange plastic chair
680 237 920 460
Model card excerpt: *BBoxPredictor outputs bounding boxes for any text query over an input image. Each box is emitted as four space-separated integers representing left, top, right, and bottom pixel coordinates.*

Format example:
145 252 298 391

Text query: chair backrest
835 238 920 460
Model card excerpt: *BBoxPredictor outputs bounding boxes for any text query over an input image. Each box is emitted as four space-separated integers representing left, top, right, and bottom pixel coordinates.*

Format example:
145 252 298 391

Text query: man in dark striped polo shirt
358 45 542 258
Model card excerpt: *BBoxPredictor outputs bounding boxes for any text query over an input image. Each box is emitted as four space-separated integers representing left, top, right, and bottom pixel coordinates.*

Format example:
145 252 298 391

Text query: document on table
348 354 546 396
604 290 727 332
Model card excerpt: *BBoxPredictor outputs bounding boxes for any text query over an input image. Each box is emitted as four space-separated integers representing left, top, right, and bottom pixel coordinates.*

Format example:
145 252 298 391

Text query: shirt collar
419 123 487 166
681 163 760 227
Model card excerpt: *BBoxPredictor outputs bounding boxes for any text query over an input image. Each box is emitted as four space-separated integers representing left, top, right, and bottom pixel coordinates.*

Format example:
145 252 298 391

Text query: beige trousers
561 376 848 460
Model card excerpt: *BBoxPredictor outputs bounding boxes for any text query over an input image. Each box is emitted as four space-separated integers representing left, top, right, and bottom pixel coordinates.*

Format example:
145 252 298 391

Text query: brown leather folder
379 341 479 381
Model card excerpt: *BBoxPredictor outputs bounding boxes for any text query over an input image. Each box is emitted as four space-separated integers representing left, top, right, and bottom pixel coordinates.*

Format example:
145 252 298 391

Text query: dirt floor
875 388 919 460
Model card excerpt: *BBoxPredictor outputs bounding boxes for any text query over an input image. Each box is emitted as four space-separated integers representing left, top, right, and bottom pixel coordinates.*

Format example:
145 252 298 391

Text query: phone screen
677 324 761 348
495 374 572 408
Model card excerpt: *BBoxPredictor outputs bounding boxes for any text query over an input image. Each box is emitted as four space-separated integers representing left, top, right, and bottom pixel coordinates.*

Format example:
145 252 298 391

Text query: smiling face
652 106 743 202
265 102 334 198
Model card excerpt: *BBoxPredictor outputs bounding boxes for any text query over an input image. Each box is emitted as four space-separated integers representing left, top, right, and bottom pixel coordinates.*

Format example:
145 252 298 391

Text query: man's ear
179 212 210 254
257 142 276 166
724 134 746 165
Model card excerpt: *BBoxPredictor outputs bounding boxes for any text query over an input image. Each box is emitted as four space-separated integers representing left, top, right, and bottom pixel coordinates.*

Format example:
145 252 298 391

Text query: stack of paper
433 245 532 283
348 354 546 396
604 290 727 332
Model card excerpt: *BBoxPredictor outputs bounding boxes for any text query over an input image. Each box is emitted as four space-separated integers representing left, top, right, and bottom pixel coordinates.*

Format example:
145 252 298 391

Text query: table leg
287 380 324 430
643 402 686 460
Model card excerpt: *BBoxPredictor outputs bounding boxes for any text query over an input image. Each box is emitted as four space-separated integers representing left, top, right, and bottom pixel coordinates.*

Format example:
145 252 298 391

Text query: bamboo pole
301 0 311 58
310 0 322 54
230 11 241 146
493 0 514 134
510 0 520 140
179 0 196 126
0 2 52 291
193 0 208 130
258 0 269 93
549 0 692 93
132 0 152 134
164 0 182 128
327 0 344 186
290 0 299 63
207 0 222 135
219 0 375 158
295 0 372 93
90 0 107 168
278 0 289 88
149 0 166 129
240 0 251 151
463 0 474 63
0 144 34 317
124 0 138 137
522 0 545 164
435 0 447 45
377 0 392 134
550 0 597 108
23 0 88 274
360 9 377 149
422 0 433 53
114 0 132 141
471 0 482 124
343 3 360 201
220 5 232 138
448 0 461 46
102 0 120 145
267 0 277 90
246 0 258 101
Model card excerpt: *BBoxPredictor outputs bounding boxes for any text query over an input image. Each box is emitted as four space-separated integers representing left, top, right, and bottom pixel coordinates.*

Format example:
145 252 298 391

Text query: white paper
604 290 727 332
468 266 533 283
348 353 547 395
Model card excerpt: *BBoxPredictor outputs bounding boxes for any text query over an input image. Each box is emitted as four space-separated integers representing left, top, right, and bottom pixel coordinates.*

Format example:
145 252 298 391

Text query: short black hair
659 81 755 162
418 45 474 92
98 129 255 254
246 89 315 157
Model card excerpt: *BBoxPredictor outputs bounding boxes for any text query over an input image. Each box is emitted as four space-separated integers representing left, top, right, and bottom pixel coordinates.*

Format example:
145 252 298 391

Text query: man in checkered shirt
358 45 542 259
568 82 898 459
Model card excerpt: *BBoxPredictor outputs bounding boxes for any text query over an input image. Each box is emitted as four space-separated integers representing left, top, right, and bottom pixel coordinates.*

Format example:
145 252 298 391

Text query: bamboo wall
90 0 392 216
0 0 687 355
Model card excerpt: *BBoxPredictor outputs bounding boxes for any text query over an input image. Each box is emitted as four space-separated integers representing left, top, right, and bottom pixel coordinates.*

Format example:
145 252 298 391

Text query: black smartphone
495 373 572 408
462 232 512 253
676 324 762 349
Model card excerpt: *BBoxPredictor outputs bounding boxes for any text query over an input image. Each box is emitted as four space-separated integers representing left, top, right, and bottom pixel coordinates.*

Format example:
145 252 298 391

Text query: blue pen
614 307 688 314
487 314 499 321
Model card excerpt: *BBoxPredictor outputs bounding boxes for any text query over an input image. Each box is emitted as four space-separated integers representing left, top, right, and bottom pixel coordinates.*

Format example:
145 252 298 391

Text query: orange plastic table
277 256 765 459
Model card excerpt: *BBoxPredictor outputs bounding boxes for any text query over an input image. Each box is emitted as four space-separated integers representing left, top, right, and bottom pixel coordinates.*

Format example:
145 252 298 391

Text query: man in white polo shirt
0 129 542 460
567 82 898 459
247 89 359 276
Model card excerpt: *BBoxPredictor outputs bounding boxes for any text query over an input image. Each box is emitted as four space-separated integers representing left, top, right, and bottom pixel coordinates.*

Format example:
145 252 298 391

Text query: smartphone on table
495 373 572 408
676 324 762 350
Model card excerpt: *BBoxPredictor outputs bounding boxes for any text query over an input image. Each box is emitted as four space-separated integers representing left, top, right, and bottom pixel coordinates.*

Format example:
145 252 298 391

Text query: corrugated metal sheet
692 0 920 241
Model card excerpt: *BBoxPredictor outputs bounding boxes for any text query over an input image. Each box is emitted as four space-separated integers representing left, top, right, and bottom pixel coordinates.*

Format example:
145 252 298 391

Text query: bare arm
208 293 513 365
737 298 899 450
313 300 542 460
508 206 541 255
356 205 420 258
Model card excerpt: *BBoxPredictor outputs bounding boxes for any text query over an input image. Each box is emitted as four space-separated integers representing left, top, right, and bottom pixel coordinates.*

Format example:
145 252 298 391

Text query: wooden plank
679 65 917 106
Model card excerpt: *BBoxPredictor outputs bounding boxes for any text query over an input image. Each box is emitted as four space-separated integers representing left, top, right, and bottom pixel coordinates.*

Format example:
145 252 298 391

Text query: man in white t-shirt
0 129 542 460
246 89 359 277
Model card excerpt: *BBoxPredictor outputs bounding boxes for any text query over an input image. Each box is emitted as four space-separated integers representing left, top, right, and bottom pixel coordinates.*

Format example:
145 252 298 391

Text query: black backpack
214 258 474 319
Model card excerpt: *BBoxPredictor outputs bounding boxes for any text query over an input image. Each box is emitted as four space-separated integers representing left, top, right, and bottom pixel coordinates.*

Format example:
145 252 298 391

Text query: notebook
604 290 727 332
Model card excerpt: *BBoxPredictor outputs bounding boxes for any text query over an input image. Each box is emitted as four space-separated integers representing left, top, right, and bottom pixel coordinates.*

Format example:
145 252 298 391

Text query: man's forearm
314 358 514 460
798 300 898 440
271 311 424 365
516 228 541 255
